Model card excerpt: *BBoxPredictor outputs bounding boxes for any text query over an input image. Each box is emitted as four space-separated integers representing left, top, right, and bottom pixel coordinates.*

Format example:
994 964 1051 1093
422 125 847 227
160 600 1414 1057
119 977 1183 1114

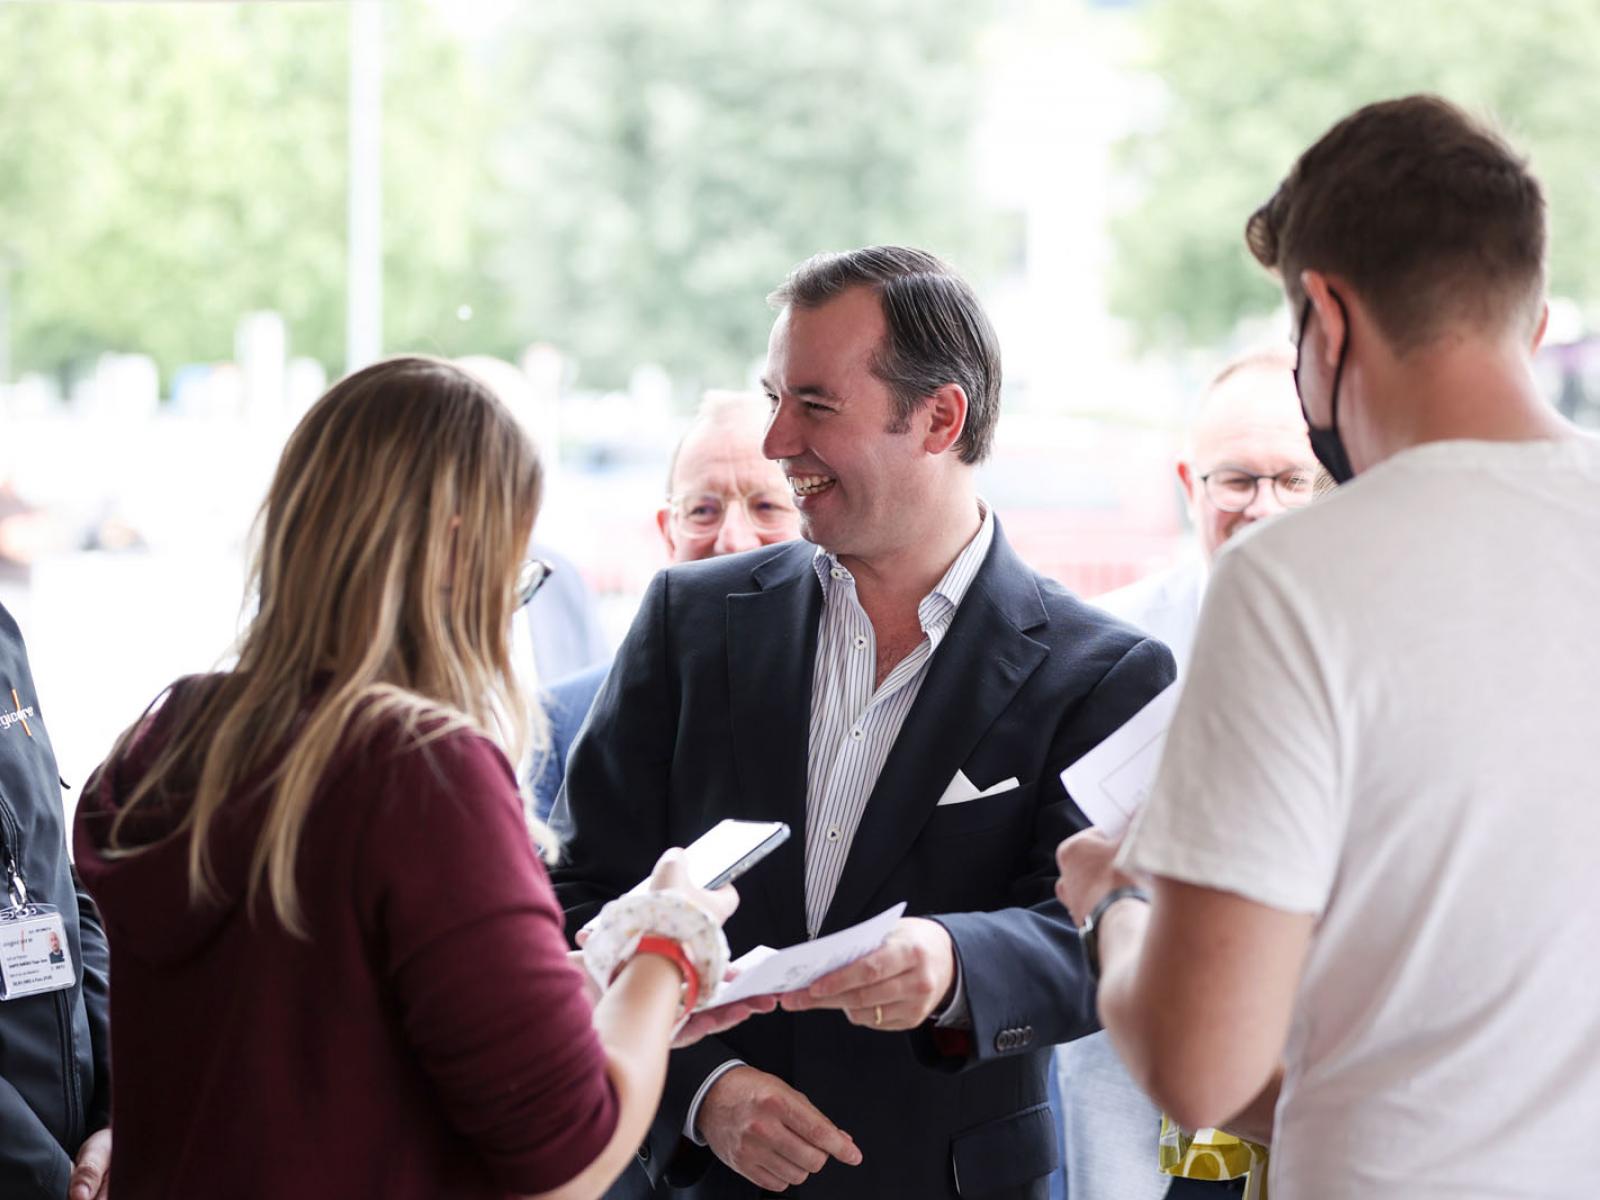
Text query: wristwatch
1080 885 1151 982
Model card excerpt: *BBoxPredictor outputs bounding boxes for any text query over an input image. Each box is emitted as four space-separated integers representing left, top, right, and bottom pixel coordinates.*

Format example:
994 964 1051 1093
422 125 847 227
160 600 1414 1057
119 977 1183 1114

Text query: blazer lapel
818 525 1048 935
727 543 822 947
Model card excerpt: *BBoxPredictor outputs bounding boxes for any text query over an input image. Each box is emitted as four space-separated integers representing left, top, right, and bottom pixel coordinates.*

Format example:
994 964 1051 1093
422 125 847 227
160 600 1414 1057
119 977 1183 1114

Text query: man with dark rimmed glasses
1059 346 1316 1200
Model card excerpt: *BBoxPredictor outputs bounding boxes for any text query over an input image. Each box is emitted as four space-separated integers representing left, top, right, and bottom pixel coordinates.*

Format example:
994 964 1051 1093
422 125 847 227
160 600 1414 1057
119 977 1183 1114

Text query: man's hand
69 1127 111 1200
698 1065 862 1191
1055 827 1139 924
778 917 955 1030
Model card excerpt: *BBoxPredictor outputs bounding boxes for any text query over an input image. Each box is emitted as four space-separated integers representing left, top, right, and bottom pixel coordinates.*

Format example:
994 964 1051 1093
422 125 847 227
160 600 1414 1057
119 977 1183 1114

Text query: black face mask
1292 293 1356 485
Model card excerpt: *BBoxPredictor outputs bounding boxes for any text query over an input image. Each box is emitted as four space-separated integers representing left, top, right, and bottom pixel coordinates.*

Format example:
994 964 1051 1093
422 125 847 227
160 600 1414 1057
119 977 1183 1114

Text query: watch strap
1081 885 1152 982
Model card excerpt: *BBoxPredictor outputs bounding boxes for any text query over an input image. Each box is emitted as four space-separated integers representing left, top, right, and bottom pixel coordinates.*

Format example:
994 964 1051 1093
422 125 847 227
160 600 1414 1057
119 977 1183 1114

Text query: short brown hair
769 246 1002 465
1246 95 1546 351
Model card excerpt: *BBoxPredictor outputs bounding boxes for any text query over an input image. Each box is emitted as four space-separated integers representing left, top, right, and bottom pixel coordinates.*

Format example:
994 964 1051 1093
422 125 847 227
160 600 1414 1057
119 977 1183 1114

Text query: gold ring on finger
873 1004 883 1027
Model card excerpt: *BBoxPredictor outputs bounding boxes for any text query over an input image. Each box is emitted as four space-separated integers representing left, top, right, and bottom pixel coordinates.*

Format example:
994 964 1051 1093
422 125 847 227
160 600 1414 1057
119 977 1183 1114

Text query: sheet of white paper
1058 681 1181 837
708 902 907 1007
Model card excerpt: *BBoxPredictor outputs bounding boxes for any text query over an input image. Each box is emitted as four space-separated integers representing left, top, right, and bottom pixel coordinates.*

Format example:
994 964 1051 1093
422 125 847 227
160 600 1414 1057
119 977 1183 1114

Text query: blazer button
1021 1026 1034 1045
636 1142 651 1164
993 1031 1008 1052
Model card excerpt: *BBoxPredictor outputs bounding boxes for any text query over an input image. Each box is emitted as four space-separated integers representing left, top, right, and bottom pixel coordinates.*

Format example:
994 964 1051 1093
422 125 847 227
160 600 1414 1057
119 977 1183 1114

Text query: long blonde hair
98 356 551 935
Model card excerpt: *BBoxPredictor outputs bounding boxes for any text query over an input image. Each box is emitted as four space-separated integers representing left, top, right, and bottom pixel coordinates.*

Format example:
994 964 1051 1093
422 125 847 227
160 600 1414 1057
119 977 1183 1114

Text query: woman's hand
646 847 738 926
645 847 769 1041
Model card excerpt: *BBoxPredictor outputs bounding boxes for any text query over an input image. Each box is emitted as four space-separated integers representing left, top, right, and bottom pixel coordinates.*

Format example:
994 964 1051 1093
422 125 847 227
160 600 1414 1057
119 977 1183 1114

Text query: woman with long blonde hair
74 357 764 1199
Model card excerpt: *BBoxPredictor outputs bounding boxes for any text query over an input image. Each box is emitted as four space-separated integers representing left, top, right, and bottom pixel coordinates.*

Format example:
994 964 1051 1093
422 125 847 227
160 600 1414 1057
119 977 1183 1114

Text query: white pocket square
936 770 1021 807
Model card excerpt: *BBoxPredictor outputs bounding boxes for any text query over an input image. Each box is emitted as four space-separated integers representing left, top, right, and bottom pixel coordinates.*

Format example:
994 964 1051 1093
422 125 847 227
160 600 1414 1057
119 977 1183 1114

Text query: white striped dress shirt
802 502 993 936
682 502 994 1142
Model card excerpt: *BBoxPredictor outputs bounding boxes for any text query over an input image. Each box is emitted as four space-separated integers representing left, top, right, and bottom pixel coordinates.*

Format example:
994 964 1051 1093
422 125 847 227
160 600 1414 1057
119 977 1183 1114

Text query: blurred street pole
346 0 383 374
0 252 13 389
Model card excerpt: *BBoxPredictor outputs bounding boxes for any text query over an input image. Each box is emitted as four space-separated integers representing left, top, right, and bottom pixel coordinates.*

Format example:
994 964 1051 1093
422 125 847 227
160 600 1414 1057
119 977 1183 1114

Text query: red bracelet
629 935 701 1017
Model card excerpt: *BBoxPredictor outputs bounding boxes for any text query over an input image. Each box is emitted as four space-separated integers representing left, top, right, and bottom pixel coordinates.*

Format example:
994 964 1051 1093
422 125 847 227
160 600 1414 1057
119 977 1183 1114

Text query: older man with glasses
1057 347 1317 1200
531 391 800 820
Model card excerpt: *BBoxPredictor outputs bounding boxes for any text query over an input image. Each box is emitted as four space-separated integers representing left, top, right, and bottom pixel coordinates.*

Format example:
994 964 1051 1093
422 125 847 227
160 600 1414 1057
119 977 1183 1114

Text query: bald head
657 391 799 563
1179 348 1319 562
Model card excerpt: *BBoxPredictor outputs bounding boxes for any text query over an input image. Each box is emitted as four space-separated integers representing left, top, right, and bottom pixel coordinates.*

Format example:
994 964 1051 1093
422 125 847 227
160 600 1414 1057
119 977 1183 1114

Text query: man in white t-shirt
1060 350 1316 1200
1056 93 1600 1200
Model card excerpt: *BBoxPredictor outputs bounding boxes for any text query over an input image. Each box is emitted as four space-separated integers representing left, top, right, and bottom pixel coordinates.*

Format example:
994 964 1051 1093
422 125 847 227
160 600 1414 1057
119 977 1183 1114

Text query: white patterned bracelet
581 889 730 1015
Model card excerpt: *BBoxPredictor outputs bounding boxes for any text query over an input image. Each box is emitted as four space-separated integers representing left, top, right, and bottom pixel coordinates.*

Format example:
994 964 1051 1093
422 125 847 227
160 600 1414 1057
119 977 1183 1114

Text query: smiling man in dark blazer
551 246 1174 1200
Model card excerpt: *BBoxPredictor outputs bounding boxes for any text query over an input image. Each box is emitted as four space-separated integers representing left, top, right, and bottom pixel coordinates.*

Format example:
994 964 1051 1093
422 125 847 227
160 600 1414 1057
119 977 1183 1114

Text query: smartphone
589 820 792 938
682 819 791 890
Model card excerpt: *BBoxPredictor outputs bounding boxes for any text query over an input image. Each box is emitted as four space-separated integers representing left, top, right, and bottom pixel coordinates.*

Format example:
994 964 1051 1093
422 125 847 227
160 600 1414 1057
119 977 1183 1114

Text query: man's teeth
790 475 835 496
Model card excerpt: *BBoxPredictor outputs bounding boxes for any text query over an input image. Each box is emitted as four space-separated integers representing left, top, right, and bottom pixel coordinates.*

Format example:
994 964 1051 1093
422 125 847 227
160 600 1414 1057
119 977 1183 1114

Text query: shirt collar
811 500 993 635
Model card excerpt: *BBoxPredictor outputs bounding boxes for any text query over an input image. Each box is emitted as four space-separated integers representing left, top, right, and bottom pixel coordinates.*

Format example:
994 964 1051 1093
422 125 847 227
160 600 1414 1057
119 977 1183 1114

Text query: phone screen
682 819 789 889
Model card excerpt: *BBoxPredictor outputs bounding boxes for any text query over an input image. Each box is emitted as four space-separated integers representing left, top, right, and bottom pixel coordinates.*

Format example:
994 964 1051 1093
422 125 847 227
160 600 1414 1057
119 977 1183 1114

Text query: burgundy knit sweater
74 680 618 1199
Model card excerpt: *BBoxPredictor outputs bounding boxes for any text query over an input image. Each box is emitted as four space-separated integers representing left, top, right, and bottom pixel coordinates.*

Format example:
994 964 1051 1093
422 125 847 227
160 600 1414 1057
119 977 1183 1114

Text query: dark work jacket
0 603 112 1198
551 526 1175 1200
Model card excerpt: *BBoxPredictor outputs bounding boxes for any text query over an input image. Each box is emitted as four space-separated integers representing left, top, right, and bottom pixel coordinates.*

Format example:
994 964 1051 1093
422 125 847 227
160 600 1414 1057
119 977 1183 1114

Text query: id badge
0 905 75 1001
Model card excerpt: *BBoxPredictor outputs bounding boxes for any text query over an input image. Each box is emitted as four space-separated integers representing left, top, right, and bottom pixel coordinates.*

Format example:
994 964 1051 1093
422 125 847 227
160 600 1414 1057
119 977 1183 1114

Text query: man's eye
803 401 831 414
688 503 720 521
755 498 795 513
1214 473 1254 491
1280 472 1313 492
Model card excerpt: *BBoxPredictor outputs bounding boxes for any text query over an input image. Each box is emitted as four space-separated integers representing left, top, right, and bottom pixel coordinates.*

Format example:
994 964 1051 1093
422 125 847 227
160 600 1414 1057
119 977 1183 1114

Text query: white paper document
1058 681 1181 837
708 902 906 1007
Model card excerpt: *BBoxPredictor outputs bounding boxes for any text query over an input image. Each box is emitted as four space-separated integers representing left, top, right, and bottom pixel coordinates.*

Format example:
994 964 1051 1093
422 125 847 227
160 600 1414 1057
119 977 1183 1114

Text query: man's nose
1242 483 1285 521
762 398 799 460
714 502 762 556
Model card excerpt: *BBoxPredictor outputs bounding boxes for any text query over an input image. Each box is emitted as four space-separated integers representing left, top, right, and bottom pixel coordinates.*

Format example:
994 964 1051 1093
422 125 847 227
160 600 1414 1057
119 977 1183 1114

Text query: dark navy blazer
551 525 1174 1200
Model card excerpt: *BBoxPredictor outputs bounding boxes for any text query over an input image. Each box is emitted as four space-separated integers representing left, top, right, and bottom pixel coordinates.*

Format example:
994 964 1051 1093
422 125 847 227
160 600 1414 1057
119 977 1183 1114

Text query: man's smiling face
760 286 932 562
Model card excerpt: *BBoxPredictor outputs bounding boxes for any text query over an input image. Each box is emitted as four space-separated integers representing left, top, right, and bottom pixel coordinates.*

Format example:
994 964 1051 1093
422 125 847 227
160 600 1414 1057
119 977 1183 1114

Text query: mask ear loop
1326 290 1351 434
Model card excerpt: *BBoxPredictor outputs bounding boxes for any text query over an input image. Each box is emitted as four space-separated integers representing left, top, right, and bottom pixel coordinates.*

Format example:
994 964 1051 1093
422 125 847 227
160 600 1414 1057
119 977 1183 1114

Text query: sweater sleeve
358 726 619 1195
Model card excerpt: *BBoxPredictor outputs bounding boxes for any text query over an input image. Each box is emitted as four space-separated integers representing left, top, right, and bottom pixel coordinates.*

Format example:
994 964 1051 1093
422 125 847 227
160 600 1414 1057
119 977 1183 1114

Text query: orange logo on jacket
1 688 34 738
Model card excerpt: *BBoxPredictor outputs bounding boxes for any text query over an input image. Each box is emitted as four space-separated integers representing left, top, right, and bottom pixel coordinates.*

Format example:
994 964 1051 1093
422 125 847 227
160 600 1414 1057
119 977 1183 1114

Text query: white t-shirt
1120 437 1600 1199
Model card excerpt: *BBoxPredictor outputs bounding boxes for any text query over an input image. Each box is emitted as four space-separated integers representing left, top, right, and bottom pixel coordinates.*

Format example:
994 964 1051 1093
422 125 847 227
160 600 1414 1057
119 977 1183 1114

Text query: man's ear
922 383 969 456
656 506 677 557
1176 458 1199 508
1299 269 1347 370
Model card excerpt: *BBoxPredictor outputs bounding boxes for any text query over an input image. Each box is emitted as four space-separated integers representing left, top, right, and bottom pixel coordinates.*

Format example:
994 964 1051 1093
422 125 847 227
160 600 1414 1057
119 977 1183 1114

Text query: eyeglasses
515 558 554 609
667 491 798 539
1199 469 1315 513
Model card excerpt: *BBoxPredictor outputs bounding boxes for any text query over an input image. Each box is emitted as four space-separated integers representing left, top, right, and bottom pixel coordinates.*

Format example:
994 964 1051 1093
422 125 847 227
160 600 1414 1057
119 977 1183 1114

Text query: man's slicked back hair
769 246 1002 464
1246 94 1546 353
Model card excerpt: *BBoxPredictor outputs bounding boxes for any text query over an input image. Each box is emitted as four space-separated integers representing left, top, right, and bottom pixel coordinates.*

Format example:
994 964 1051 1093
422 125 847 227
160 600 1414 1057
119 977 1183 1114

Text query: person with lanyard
0 601 113 1200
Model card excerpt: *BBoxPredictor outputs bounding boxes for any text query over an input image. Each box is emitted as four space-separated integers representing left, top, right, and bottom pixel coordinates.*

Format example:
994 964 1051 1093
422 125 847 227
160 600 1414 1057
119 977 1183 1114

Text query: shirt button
853 635 867 650
850 727 863 740
831 567 847 580
826 826 841 842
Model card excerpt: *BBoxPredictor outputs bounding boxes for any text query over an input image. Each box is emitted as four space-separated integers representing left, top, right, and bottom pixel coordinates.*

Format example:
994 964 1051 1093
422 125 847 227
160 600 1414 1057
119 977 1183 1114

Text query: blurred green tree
0 0 994 396
0 2 516 385
1109 0 1600 347
481 0 992 393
